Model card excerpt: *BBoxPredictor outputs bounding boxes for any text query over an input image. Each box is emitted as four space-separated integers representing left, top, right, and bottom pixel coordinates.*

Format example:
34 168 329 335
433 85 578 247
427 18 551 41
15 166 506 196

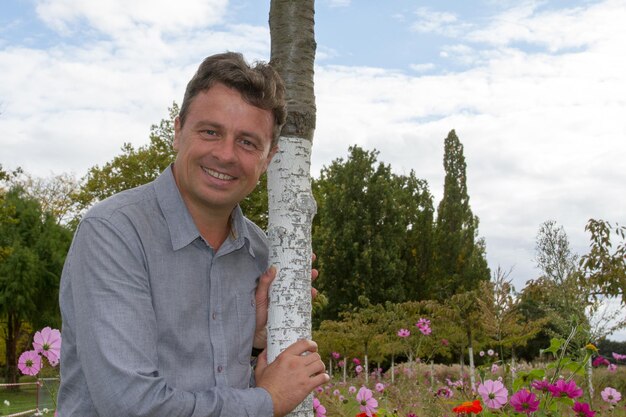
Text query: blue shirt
58 166 274 417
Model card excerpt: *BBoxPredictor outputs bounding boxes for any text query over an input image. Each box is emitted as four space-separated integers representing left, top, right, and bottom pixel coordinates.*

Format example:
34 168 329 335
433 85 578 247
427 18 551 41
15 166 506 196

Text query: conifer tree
431 130 489 300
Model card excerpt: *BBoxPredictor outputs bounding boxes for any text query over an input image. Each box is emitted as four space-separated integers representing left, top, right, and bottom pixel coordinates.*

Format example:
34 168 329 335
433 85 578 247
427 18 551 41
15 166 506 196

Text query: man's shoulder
83 182 156 222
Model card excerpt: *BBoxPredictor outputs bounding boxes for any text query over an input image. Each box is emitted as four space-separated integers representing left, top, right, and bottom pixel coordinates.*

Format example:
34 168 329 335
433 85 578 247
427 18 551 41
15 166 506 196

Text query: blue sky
1 0 625 339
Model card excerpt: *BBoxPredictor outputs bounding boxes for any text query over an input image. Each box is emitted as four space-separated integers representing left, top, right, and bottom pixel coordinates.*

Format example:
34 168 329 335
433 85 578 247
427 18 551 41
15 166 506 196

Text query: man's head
179 52 286 147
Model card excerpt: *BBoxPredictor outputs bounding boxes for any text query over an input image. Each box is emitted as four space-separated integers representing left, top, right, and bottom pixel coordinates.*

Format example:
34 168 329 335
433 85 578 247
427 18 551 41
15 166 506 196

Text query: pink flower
397 328 411 338
608 363 617 372
33 327 61 365
477 379 508 409
612 352 626 361
548 379 583 399
331 351 341 360
479 350 485 357
349 386 357 394
356 386 378 417
601 387 622 404
415 318 432 335
572 401 595 417
491 363 499 374
355 365 363 374
18 350 42 376
333 389 340 396
313 397 327 417
487 349 495 356
592 356 610 367
338 360 345 367
436 387 453 398
510 389 539 415
353 358 361 365
531 379 551 392
441 338 449 346
375 383 385 392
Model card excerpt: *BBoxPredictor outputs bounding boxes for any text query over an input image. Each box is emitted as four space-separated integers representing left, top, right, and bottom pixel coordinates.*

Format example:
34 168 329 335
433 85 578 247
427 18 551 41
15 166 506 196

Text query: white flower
3 400 10 406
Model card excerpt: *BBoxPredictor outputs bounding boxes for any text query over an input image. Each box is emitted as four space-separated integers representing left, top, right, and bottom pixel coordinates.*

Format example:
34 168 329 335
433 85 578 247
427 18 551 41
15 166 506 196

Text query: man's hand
255 340 329 417
253 255 320 350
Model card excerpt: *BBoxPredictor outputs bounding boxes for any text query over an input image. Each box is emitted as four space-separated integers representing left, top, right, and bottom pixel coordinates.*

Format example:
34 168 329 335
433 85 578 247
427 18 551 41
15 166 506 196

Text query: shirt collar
154 165 255 255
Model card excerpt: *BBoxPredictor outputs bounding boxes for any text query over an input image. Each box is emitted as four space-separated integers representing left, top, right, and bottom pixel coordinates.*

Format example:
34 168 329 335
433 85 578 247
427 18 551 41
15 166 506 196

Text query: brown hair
179 52 286 146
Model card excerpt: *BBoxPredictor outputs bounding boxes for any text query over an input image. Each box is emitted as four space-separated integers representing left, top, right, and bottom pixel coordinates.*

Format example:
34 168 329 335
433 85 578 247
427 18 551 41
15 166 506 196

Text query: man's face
173 83 276 218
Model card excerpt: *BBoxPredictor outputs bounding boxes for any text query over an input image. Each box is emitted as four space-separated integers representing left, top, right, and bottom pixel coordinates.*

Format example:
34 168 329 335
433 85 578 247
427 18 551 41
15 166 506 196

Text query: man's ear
173 116 182 151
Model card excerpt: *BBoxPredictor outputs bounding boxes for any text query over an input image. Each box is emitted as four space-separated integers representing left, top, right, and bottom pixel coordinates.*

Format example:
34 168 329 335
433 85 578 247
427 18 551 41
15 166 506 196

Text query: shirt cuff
243 387 274 417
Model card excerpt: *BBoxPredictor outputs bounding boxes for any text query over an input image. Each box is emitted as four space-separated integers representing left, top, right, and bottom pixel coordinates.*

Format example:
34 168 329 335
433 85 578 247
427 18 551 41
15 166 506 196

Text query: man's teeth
203 167 234 180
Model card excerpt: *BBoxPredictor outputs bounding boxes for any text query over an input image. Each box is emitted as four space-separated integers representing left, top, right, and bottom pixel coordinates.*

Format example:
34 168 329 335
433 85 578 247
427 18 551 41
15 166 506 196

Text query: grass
0 376 58 416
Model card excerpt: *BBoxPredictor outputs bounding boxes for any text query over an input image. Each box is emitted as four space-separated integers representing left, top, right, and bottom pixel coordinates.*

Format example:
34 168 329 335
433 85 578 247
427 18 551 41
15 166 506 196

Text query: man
57 52 329 417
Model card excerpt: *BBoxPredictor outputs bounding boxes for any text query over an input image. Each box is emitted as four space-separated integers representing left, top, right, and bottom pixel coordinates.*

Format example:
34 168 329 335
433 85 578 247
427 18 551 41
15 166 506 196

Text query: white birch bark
267 136 316 417
468 346 476 392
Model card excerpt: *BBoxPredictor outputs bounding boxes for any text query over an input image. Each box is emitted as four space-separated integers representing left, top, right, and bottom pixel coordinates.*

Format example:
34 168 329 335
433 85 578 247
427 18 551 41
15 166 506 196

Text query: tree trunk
267 1 316 416
5 311 20 386
391 354 395 383
468 346 476 392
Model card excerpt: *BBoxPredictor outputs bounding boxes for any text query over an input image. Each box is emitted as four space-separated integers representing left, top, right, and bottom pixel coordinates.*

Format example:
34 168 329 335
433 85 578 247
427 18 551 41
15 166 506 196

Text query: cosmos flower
452 399 482 414
509 389 540 415
18 350 42 376
600 387 622 404
477 379 508 409
397 328 411 338
33 327 61 365
548 379 583 399
356 387 378 417
572 401 595 417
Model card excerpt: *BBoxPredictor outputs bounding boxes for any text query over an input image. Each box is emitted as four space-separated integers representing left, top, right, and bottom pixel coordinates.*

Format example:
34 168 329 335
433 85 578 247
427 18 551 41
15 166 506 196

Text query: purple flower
510 389 540 415
356 386 378 417
397 328 411 338
355 365 363 374
375 382 385 392
592 355 610 367
477 379 508 409
600 387 622 404
415 318 432 335
612 352 626 361
572 401 595 417
531 379 551 392
331 352 341 360
33 327 61 365
436 387 453 398
313 397 327 417
18 350 42 376
548 379 583 399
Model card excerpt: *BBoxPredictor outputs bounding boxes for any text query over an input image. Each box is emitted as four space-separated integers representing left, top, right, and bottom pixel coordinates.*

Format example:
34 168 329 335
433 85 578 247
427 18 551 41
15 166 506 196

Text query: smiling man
57 52 329 417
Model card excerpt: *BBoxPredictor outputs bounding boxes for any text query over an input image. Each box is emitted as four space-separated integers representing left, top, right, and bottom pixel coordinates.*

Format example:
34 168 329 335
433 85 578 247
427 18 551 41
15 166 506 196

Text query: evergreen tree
431 130 489 300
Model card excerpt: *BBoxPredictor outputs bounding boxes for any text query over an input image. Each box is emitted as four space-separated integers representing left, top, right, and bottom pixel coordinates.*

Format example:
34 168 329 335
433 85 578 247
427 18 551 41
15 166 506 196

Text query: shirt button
217 366 223 373
212 312 217 320
251 300 255 307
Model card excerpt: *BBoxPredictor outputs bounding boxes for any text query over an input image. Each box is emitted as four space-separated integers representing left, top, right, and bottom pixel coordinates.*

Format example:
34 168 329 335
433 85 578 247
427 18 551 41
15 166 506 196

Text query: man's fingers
257 266 277 298
283 339 318 356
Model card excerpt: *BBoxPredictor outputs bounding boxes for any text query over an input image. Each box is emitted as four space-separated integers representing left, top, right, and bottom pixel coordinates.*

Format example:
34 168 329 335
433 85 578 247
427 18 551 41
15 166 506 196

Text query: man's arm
60 217 273 417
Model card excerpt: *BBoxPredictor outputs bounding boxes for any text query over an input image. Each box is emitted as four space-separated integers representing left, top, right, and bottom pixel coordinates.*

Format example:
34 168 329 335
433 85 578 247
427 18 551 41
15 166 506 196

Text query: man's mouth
202 167 235 181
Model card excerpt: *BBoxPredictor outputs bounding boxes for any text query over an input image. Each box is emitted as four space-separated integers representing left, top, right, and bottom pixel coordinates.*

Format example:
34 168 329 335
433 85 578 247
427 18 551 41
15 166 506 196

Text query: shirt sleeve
63 217 274 417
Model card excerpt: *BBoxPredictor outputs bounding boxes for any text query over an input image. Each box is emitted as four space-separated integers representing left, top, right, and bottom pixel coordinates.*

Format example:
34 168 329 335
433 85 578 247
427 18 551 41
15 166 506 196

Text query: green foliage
313 146 434 321
0 187 72 383
579 219 626 304
431 130 490 300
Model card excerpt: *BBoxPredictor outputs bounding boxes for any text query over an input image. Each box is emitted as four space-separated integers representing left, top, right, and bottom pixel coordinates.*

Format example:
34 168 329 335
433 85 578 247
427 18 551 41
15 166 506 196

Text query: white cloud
35 0 229 36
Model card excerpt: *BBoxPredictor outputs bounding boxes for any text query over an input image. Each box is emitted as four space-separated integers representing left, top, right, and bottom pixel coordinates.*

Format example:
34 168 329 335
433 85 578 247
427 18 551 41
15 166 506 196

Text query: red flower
356 414 378 417
452 400 483 414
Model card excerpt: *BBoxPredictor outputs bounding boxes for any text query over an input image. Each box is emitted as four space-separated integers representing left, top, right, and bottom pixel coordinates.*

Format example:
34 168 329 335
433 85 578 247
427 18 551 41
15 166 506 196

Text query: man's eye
204 130 217 136
239 138 258 150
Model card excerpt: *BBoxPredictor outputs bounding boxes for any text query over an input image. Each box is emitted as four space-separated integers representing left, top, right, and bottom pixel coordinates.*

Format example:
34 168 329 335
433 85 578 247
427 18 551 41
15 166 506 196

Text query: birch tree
266 1 317 416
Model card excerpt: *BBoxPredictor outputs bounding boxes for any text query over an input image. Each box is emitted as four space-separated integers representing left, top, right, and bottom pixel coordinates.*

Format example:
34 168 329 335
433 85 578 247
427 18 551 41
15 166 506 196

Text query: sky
1 0 625 339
